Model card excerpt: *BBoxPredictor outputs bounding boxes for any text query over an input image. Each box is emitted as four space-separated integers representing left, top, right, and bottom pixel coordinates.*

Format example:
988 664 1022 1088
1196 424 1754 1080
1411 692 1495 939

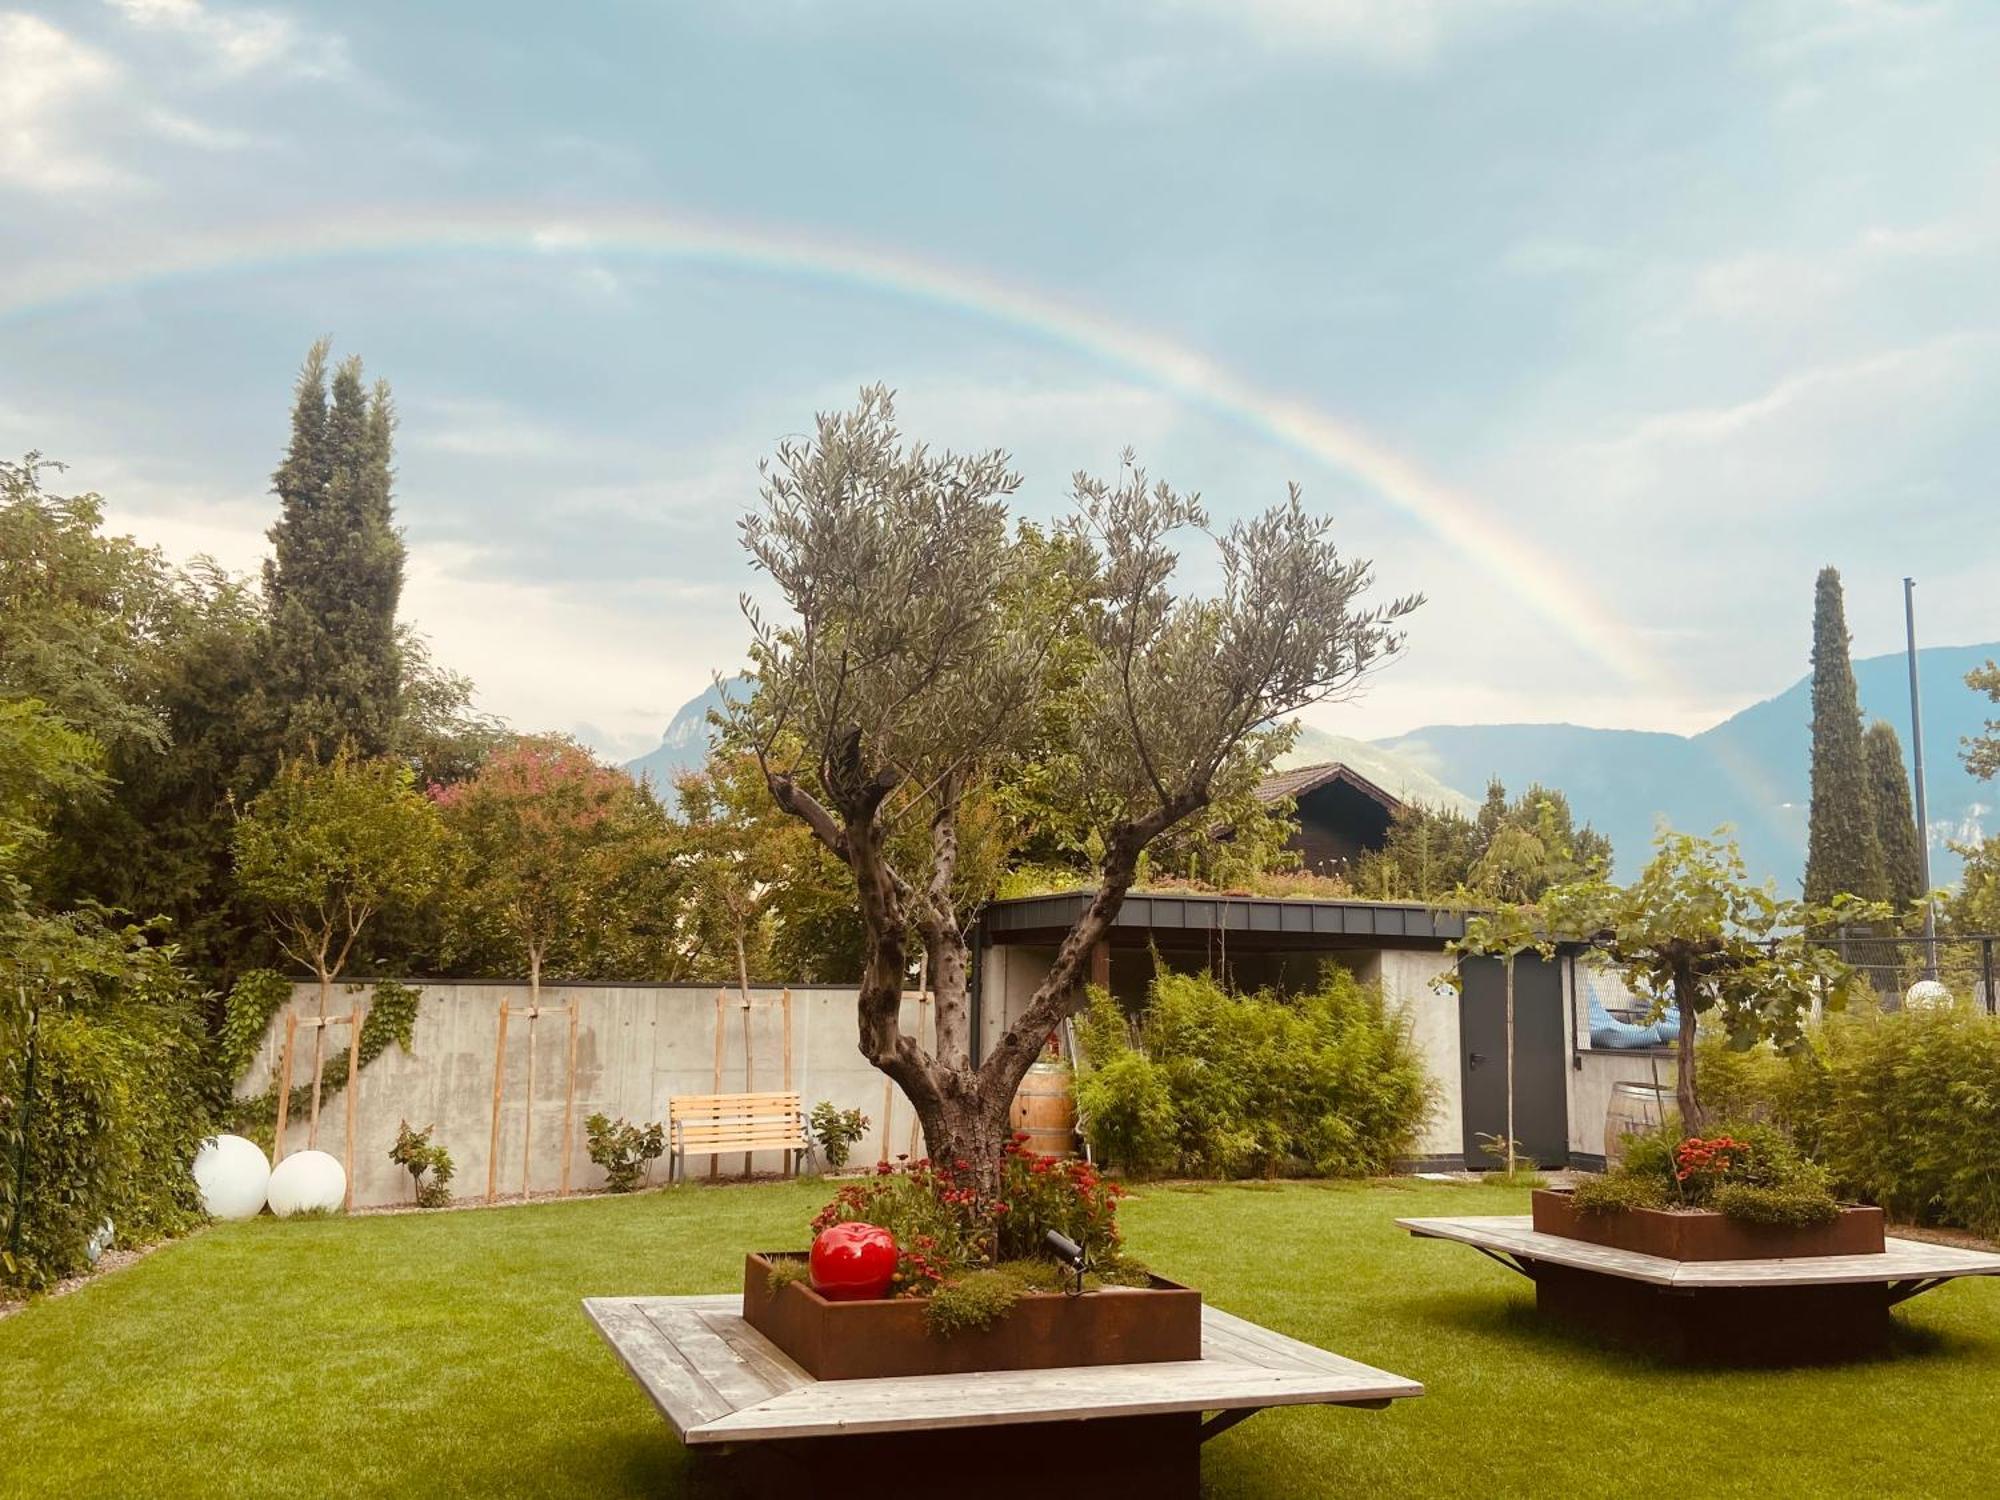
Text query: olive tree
731 387 1419 1178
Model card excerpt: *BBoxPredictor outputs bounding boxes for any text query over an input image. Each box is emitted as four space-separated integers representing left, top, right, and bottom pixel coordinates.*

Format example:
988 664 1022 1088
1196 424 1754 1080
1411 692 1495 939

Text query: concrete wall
239 980 928 1209
1368 949 1460 1161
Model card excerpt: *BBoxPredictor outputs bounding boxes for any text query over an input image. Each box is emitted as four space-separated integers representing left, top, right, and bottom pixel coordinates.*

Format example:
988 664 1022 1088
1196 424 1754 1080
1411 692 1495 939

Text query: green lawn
6 1178 1998 1497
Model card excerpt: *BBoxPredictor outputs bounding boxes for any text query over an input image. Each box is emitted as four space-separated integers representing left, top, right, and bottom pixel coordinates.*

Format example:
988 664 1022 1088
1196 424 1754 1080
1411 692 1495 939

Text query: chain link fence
1816 931 1999 1014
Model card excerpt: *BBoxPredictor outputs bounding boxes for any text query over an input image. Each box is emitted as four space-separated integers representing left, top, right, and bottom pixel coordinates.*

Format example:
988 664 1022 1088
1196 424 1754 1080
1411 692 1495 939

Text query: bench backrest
669 1091 809 1154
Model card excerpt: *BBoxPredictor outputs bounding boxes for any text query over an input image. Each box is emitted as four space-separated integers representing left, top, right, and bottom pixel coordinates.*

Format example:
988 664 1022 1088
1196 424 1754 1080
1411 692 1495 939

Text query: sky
3 0 1996 765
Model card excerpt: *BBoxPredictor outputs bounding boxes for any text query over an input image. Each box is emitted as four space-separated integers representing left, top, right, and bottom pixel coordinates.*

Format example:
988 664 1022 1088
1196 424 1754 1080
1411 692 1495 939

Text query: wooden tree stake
711 990 726 1181
274 1010 298 1165
781 987 794 1092
741 989 755 1179
522 1007 538 1201
343 1009 360 1212
560 1001 580 1195
487 1002 511 1203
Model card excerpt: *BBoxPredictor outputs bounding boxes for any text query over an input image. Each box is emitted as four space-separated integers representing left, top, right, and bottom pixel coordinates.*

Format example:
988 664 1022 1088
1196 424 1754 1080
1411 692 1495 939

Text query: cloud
106 0 348 79
1689 219 1984 323
0 13 126 189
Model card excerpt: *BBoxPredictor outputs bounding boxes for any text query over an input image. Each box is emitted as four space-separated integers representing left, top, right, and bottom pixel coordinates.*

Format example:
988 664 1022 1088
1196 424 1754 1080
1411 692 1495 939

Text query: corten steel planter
1531 1264 1896 1363
740 1253 1203 1380
1532 1189 1885 1261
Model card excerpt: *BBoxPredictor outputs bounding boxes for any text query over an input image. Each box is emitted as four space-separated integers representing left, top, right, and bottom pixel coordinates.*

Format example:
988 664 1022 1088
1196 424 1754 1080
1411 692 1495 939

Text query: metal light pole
1904 578 1936 978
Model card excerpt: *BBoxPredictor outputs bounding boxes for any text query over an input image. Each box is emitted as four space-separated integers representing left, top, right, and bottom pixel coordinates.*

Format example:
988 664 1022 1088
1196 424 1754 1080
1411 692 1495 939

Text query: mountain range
1378 642 1997 886
626 644 1999 889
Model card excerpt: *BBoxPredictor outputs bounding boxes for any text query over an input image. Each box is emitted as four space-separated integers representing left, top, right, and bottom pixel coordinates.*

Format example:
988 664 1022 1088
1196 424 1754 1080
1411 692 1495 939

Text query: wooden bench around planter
584 1293 1422 1500
1399 1213 2000 1362
668 1092 812 1183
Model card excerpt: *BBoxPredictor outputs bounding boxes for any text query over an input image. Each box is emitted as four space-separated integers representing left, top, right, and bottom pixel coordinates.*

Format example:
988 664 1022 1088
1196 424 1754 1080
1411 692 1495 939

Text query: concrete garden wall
237 980 922 1209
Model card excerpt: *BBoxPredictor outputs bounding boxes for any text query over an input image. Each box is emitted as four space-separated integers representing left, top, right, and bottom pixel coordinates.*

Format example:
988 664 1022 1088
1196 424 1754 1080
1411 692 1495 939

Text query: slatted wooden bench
668 1092 812 1182
584 1294 1422 1499
1400 1213 2000 1361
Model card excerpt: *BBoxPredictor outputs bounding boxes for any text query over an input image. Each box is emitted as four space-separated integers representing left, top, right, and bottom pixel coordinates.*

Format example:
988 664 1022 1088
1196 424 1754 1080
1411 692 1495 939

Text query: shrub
808 1101 869 1170
1697 1008 2000 1237
1813 1007 2000 1235
1073 965 1433 1180
1570 1172 1667 1214
1572 1120 1839 1225
388 1120 455 1208
585 1113 664 1192
809 1136 1135 1302
1712 1182 1840 1227
1 945 214 1291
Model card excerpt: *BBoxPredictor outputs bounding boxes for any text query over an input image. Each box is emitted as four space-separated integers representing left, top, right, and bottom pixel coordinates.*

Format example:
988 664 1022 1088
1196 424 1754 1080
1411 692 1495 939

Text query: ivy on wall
225 978 424 1148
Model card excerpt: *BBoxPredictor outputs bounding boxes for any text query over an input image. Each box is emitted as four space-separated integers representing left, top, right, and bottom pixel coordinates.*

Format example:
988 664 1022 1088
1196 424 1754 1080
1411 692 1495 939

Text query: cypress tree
263 340 405 760
1864 719 1925 912
1803 567 1886 904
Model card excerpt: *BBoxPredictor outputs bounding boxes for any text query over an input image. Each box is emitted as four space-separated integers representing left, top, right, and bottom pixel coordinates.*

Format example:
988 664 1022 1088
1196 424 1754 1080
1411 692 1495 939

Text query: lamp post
1904 578 1936 979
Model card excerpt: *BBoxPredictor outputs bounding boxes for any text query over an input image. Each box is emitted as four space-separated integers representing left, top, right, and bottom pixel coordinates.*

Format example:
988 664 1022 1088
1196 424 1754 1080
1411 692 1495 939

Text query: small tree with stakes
1542 828 1882 1133
730 387 1419 1186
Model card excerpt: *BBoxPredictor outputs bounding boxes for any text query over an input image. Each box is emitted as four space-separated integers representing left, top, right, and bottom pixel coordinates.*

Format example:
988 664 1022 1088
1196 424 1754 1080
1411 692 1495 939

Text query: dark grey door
1458 954 1568 1169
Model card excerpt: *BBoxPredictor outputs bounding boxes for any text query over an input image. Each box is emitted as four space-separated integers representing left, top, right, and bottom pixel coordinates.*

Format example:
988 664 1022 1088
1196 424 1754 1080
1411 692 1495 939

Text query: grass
6 1178 2000 1497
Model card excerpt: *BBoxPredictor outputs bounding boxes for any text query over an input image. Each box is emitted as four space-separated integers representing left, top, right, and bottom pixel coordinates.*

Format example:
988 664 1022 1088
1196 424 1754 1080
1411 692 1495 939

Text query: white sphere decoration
193 1134 271 1221
266 1149 347 1217
1905 979 1955 1011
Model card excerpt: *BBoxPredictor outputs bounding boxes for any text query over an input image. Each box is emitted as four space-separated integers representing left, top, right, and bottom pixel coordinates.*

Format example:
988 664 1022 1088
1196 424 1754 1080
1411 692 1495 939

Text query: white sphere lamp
1904 979 1954 1011
192 1134 271 1220
267 1149 347 1217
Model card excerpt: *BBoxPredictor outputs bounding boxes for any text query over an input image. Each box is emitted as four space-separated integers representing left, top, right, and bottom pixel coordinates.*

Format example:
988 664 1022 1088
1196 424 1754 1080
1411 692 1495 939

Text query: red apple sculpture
810 1222 898 1301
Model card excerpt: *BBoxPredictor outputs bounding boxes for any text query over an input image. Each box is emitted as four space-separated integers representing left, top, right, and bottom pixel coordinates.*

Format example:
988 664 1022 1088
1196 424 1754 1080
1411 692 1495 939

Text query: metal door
1458 954 1568 1169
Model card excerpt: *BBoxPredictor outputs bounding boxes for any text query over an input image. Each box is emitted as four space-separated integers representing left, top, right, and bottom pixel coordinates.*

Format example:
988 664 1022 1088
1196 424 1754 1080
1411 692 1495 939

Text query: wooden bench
584 1294 1422 1499
668 1092 812 1182
1399 1213 2000 1361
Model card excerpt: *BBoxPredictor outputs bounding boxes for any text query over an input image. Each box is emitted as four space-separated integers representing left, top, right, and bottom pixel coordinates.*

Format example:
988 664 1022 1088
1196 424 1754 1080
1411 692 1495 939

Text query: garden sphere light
266 1149 346 1217
192 1134 271 1220
1904 979 1954 1011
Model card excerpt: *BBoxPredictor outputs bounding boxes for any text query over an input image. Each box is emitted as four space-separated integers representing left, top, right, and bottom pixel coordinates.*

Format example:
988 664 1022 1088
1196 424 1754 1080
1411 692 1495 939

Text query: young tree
1803 567 1886 905
432 736 642 1006
1544 829 1876 1131
733 388 1419 1179
264 341 405 761
1864 720 1925 913
1966 659 2000 784
233 747 444 1030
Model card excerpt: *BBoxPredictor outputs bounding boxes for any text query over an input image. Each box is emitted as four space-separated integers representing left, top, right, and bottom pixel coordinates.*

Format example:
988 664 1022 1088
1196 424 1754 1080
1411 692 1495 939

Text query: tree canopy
1804 567 1885 905
732 386 1420 1173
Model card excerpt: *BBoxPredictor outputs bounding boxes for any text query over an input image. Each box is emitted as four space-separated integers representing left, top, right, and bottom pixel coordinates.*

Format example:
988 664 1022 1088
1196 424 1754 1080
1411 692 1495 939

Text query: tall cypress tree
1864 719 1925 912
263 340 405 761
1803 567 1886 904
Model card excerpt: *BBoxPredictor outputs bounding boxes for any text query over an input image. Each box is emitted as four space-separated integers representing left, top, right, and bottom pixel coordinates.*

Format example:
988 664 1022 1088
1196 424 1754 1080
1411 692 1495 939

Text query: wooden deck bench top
583 1294 1422 1447
1398 1214 2000 1289
668 1092 810 1180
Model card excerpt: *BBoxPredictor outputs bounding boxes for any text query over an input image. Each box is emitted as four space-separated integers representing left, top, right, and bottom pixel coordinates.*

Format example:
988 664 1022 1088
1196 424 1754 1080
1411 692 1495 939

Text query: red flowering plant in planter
1572 1121 1841 1227
802 1136 1148 1333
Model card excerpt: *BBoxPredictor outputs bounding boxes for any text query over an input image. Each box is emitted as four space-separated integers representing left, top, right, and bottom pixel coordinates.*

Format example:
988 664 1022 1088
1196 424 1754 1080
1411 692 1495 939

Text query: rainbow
12 205 1793 836
1 203 1690 711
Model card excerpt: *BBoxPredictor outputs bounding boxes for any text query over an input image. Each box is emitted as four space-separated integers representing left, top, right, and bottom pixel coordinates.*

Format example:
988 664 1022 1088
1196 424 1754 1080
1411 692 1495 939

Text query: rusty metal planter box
740 1253 1203 1380
1531 1189 1885 1261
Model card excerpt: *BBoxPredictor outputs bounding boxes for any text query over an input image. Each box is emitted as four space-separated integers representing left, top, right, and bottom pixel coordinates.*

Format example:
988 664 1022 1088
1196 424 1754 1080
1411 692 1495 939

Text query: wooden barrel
1604 1081 1670 1166
1009 1060 1077 1158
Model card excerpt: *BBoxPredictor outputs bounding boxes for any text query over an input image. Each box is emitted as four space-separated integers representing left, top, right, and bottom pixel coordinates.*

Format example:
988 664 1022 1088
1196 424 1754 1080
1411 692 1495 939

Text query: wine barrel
1009 1060 1077 1158
1604 1080 1670 1167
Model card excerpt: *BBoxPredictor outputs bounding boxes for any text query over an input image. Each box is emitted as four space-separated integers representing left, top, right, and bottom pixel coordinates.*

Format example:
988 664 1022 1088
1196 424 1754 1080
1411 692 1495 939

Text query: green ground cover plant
5 1179 2000 1498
